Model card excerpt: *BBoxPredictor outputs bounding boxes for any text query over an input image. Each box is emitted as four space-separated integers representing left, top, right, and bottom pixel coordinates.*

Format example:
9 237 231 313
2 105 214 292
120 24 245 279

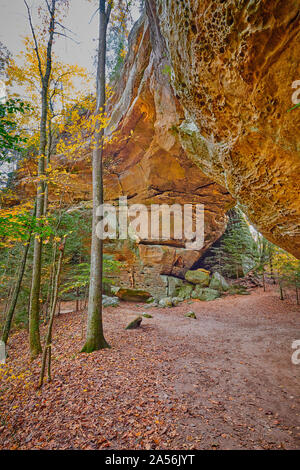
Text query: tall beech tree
81 0 112 352
81 0 134 353
24 0 67 359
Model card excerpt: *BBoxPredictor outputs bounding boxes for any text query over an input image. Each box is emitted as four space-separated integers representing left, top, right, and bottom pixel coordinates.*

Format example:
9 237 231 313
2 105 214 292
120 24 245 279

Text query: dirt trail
0 287 299 449
145 290 300 449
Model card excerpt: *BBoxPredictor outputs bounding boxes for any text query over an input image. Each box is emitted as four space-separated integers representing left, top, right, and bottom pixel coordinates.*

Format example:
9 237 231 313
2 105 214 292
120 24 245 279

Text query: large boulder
177 284 194 300
191 285 203 300
126 317 143 330
116 288 151 302
159 297 173 308
209 272 229 292
228 284 250 296
171 297 182 306
142 313 153 318
185 269 210 286
102 295 120 307
192 287 221 301
185 312 197 319
163 276 187 297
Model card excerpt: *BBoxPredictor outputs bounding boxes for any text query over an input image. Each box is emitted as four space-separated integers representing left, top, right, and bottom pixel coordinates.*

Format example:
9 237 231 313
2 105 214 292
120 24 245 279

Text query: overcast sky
0 0 141 76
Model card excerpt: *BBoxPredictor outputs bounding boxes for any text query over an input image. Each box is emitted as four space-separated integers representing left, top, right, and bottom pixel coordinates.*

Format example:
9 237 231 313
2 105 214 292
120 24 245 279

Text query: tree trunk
279 280 284 301
262 269 266 292
43 120 52 217
2 283 14 323
27 1 56 360
269 249 276 284
81 0 111 353
76 287 80 313
47 242 57 322
2 219 34 344
39 238 66 388
84 286 88 309
28 84 47 359
3 248 22 319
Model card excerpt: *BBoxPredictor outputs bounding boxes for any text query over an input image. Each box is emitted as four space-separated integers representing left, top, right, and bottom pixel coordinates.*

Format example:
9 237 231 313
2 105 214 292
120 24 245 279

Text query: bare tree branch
44 0 56 88
53 31 80 44
54 20 77 37
24 0 44 82
45 0 52 15
89 8 100 24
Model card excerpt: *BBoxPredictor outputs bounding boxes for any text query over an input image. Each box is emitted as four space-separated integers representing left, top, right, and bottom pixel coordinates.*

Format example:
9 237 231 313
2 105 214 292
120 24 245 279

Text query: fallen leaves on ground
0 287 299 450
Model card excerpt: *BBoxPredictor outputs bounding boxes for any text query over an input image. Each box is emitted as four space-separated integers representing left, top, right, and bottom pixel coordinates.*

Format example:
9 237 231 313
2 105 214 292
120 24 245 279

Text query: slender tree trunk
39 238 66 388
2 235 32 345
27 1 56 360
279 280 284 301
47 243 57 322
76 287 80 313
295 282 299 306
2 205 36 345
43 124 55 323
262 269 266 292
43 120 52 217
44 241 57 324
81 287 89 340
269 250 276 284
84 286 88 310
3 247 23 318
2 283 14 322
81 0 111 353
28 88 47 359
1 251 12 322
81 308 86 341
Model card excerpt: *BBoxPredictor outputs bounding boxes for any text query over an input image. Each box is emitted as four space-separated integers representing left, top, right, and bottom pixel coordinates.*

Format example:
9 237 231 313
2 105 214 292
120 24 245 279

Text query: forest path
142 288 300 449
0 287 299 449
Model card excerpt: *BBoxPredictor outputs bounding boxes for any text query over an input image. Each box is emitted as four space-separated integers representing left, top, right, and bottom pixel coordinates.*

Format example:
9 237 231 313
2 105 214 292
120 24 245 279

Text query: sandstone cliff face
102 13 234 291
153 0 300 258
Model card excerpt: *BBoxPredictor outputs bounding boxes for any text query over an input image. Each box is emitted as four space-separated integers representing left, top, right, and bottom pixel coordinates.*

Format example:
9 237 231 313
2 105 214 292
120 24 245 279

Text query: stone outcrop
102 11 234 293
209 272 229 292
191 287 221 302
153 0 300 258
104 0 300 296
115 288 151 302
185 268 210 286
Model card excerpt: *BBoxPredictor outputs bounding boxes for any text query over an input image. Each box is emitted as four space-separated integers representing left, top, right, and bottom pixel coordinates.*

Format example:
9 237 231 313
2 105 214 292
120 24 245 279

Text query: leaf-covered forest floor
0 287 299 450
